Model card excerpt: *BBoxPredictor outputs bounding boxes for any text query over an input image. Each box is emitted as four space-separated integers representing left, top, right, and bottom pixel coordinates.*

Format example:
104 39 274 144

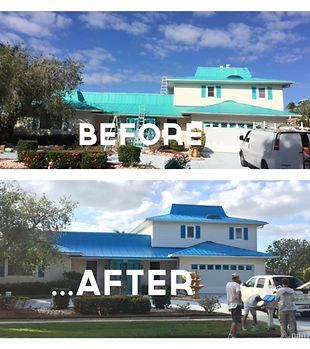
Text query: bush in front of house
151 288 171 309
0 296 18 310
23 150 48 168
45 150 82 169
52 288 71 310
17 140 38 162
80 151 108 169
73 295 151 315
118 145 141 166
168 140 185 152
198 296 221 313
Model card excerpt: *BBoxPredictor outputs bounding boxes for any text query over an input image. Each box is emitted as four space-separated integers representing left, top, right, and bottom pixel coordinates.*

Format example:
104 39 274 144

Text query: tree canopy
266 238 310 278
0 43 83 142
287 99 310 127
0 182 78 273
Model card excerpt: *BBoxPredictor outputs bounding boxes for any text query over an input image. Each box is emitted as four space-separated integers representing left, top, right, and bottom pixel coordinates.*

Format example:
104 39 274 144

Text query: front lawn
0 320 280 338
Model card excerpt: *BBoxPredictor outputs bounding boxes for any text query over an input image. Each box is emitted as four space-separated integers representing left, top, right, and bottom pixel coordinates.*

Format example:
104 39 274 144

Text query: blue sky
18 180 310 252
0 11 309 105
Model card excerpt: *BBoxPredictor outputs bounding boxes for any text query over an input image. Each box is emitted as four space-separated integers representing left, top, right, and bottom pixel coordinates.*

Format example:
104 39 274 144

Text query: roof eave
184 111 291 117
167 79 293 86
168 253 271 258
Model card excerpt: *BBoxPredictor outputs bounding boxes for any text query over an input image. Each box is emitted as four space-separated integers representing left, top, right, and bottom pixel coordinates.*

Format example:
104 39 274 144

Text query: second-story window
258 87 266 98
187 226 195 238
208 86 215 97
235 228 243 239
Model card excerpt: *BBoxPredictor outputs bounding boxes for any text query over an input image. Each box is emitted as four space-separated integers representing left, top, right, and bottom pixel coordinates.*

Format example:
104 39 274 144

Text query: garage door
191 263 255 294
203 122 253 153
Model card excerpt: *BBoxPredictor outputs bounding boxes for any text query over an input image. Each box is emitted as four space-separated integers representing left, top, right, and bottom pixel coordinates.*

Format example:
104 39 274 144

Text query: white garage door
203 122 252 153
191 263 255 294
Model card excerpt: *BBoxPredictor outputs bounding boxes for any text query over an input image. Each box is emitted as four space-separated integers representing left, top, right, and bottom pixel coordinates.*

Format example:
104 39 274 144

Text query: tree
0 182 78 273
266 238 310 277
0 44 84 142
286 100 310 127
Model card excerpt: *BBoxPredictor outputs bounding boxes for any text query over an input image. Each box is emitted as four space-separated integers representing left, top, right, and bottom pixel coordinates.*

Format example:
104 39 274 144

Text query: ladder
160 76 168 95
133 105 147 147
103 115 120 151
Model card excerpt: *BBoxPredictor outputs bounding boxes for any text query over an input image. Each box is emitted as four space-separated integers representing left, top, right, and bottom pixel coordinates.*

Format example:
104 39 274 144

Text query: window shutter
229 227 234 240
252 87 257 100
244 227 249 240
267 87 273 100
181 225 186 239
201 85 206 98
216 86 221 98
32 116 40 130
195 226 201 239
38 266 45 278
0 260 5 277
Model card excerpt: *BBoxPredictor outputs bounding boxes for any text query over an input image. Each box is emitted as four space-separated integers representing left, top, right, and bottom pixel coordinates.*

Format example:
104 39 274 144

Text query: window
238 265 245 271
187 226 195 238
167 119 178 136
215 265 221 270
246 265 252 271
39 115 62 130
230 265 237 270
235 228 243 239
208 86 215 97
191 264 198 270
199 264 206 270
258 88 266 98
207 265 214 270
257 278 266 288
245 277 257 287
223 265 229 270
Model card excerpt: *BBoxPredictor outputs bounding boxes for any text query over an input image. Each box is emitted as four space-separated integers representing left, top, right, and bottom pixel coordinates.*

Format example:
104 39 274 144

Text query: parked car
240 275 310 317
239 128 310 169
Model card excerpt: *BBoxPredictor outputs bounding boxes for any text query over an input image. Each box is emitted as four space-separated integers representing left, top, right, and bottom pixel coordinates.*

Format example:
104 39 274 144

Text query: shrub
73 295 151 315
52 288 71 310
23 150 48 169
0 296 17 310
81 151 108 169
304 267 310 282
118 145 141 166
199 296 221 313
13 134 76 147
17 140 38 162
165 154 191 169
168 140 185 152
175 302 191 313
63 271 83 293
151 288 171 309
45 150 82 169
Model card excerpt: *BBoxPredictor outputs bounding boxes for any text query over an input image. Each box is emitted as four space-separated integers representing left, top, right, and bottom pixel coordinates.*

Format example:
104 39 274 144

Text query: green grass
0 320 280 338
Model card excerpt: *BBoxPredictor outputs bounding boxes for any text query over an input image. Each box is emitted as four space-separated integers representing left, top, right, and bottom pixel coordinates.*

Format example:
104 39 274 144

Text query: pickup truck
240 275 310 317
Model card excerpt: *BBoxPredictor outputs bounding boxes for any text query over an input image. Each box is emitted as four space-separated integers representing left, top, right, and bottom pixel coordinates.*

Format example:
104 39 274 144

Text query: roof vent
226 64 230 68
207 214 222 220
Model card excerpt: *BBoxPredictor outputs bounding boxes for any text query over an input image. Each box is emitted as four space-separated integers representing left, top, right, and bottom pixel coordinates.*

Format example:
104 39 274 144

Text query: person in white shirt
242 294 262 331
226 273 242 338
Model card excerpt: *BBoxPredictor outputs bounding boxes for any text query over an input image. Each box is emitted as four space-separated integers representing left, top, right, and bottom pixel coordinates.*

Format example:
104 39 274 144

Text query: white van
240 275 310 317
239 128 310 169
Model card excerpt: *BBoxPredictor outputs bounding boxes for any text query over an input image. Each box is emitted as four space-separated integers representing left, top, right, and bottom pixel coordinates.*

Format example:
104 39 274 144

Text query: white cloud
79 12 148 35
0 12 72 38
83 71 125 85
0 31 23 45
28 38 61 56
70 47 115 71
192 12 216 18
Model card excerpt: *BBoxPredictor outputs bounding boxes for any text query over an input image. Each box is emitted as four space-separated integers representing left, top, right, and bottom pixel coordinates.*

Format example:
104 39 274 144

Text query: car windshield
273 277 304 289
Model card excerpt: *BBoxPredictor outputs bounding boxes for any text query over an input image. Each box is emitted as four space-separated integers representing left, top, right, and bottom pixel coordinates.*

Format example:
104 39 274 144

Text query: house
0 204 272 294
15 65 294 152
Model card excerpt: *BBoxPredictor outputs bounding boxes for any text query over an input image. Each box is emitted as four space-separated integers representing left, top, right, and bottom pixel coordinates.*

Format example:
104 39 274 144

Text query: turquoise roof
66 91 292 118
167 66 292 86
147 204 267 226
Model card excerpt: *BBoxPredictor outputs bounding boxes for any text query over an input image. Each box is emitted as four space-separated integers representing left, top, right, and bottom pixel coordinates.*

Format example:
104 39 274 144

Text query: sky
0 11 309 105
15 180 310 252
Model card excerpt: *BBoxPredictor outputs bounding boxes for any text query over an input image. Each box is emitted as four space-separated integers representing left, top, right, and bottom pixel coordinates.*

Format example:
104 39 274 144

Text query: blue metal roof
147 204 267 225
169 241 272 258
56 232 180 260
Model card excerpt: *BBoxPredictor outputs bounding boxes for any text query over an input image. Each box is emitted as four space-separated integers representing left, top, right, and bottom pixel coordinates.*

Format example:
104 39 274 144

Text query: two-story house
0 204 272 294
17 65 294 153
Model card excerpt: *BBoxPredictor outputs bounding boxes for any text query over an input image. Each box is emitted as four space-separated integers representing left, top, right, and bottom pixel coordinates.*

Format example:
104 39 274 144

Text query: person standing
226 273 243 338
275 277 297 338
242 294 262 331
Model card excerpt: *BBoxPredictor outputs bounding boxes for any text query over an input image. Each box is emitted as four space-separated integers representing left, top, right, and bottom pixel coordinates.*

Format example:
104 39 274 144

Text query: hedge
74 295 151 315
168 140 185 152
118 145 141 166
0 296 18 310
17 140 38 162
23 150 108 169
52 288 71 310
13 134 76 147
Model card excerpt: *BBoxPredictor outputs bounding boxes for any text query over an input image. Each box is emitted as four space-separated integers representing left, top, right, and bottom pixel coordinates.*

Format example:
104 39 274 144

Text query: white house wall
178 256 266 294
173 83 284 110
151 221 258 250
